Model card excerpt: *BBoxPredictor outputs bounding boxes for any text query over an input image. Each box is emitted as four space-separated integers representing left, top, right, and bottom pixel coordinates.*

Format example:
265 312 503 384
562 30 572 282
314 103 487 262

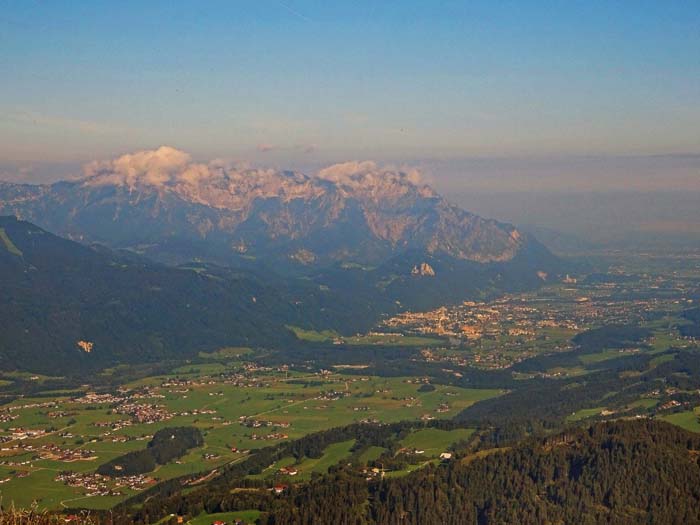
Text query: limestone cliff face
0 147 532 267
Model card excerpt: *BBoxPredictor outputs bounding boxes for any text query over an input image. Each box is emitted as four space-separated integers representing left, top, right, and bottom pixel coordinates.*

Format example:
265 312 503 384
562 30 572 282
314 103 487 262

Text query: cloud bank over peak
81 146 434 204
84 146 194 187
317 160 424 187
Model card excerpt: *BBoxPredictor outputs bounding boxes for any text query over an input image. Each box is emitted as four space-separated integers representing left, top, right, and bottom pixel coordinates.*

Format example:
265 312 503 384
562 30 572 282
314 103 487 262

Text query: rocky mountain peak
81 146 436 211
0 147 544 267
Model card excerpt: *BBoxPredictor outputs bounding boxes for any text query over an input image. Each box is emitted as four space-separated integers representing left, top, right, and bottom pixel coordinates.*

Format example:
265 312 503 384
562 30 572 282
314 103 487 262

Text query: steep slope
0 216 382 374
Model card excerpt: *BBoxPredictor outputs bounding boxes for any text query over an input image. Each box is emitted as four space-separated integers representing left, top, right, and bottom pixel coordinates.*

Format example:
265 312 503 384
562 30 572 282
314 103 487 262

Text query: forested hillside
0 216 385 373
92 419 700 525
266 420 700 525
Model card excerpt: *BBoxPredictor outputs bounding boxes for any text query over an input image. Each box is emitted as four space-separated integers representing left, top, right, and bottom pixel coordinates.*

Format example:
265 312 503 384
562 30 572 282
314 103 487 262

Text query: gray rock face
0 147 534 269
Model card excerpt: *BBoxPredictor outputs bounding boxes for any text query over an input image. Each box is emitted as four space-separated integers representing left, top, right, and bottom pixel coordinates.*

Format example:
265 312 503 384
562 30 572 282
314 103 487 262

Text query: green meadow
662 409 700 433
288 326 444 346
0 227 22 256
400 428 474 456
0 360 500 510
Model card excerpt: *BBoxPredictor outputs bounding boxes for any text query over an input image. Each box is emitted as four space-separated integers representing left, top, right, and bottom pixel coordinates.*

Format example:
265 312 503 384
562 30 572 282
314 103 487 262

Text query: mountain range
0 148 562 372
0 147 560 301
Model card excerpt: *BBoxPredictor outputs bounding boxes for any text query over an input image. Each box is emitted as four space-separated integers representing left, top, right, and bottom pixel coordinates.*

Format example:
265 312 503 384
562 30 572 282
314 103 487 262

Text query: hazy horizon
2 1 699 247
2 148 698 248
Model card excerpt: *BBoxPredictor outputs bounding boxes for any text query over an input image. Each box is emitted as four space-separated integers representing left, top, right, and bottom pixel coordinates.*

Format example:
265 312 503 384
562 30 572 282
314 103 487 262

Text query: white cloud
80 147 432 206
317 160 426 188
84 146 194 187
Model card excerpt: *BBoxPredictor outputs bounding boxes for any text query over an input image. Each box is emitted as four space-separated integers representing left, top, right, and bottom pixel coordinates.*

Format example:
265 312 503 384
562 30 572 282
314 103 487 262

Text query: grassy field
627 398 658 409
0 227 22 256
344 334 445 346
662 409 700 433
0 371 64 383
578 349 632 365
383 459 439 478
0 359 500 510
357 446 386 464
461 447 510 465
400 428 474 456
188 510 261 524
198 347 253 360
288 326 444 346
296 440 355 474
250 439 356 481
566 407 606 422
287 326 341 343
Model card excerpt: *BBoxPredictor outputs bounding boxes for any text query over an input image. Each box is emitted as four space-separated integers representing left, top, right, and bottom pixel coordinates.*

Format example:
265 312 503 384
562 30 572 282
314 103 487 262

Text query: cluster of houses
93 419 132 430
55 470 156 493
47 410 75 419
249 432 288 441
40 443 97 462
73 392 124 405
658 399 684 411
378 277 680 370
161 378 197 388
55 471 113 494
8 427 47 440
129 387 166 400
361 466 384 480
112 402 173 424
316 390 349 402
399 396 422 409
177 407 217 417
0 470 30 483
0 412 19 423
239 416 291 429
223 375 268 388
8 400 57 411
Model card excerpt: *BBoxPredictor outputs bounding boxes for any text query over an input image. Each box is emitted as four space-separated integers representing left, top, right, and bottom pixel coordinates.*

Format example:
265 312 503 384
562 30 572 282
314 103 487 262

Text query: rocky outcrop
411 262 436 277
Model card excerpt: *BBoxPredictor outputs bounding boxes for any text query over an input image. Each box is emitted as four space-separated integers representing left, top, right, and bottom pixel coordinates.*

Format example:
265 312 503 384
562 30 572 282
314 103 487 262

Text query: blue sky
1 0 699 190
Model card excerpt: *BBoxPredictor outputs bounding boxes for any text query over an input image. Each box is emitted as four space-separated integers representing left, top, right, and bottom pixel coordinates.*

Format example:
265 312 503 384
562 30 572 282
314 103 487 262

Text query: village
380 270 694 369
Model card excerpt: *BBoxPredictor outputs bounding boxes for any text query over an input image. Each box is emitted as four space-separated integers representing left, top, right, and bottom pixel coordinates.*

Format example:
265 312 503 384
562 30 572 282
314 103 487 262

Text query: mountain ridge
0 147 538 269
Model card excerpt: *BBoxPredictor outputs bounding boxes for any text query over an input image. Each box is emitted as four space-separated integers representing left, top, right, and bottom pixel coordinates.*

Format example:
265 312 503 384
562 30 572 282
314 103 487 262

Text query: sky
1 0 699 192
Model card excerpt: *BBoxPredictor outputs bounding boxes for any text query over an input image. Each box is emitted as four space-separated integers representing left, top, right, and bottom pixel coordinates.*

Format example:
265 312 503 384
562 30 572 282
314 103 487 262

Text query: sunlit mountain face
0 147 550 270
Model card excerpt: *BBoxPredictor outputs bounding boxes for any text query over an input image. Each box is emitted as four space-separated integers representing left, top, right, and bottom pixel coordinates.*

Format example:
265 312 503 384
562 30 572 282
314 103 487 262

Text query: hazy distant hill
0 216 387 374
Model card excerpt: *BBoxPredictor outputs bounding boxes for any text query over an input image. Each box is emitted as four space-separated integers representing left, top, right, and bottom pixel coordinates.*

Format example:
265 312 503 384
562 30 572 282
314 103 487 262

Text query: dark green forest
266 420 700 525
91 420 700 525
97 427 203 476
0 217 387 373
